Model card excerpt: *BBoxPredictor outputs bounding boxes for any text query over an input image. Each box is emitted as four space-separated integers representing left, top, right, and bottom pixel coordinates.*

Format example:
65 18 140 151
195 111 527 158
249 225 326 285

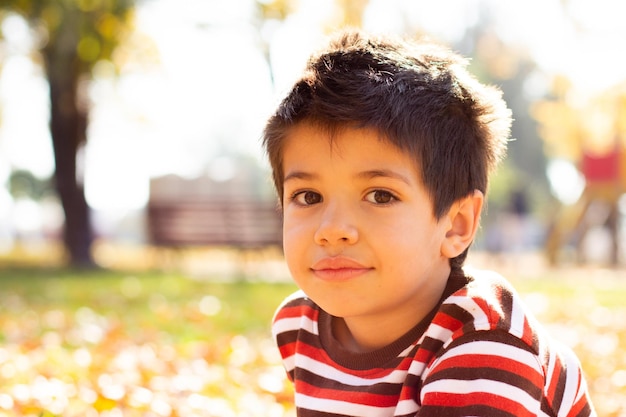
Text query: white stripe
296 393 395 417
570 377 589 415
406 355 428 376
426 323 454 342
509 295 527 339
423 378 541 414
556 345 583 417
282 353 295 373
295 353 408 385
395 398 419 415
545 348 557 392
273 315 317 335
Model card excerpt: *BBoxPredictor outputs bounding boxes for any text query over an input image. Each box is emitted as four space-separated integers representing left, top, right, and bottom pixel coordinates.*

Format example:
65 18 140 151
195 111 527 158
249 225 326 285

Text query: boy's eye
365 190 396 204
293 191 322 205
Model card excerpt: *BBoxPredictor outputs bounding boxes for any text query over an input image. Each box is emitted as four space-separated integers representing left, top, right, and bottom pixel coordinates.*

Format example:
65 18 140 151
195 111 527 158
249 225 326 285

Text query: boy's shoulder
441 268 540 351
450 267 522 303
271 290 324 361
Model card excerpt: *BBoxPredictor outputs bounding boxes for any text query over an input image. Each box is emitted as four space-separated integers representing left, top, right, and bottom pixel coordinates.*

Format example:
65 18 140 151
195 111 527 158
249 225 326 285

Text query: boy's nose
313 202 359 246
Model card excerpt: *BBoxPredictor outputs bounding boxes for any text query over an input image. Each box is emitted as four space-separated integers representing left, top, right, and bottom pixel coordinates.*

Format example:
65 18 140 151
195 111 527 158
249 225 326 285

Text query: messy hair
263 30 512 267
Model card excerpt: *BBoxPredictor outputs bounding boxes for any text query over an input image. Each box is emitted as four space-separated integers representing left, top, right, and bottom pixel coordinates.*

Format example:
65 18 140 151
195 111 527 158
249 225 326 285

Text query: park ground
0 244 624 416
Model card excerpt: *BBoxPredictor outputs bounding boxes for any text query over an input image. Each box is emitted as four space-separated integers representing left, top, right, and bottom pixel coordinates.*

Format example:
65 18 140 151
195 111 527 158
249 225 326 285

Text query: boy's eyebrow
357 169 412 185
283 169 412 184
283 171 317 183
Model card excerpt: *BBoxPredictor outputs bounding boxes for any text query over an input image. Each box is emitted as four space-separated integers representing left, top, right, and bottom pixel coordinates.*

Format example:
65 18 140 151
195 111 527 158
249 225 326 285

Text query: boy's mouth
310 257 372 281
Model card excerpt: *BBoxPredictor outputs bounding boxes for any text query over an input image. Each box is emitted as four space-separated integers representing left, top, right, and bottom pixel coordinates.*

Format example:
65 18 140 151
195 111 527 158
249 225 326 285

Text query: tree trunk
44 49 95 268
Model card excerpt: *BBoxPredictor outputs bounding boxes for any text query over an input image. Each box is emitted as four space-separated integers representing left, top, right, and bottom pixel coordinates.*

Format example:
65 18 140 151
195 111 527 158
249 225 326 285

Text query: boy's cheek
282 220 307 249
284 225 309 244
283 208 314 229
283 218 319 259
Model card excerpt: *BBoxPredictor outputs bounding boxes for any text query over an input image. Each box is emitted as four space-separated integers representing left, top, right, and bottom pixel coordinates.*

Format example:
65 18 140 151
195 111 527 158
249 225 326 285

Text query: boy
263 30 595 417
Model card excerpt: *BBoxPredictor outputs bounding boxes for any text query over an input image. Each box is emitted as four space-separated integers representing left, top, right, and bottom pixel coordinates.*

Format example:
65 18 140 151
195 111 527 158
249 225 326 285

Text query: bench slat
147 199 283 248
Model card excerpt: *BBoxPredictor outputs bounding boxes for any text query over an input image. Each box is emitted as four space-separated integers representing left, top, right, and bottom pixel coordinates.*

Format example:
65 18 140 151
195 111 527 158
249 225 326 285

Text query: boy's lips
310 257 372 281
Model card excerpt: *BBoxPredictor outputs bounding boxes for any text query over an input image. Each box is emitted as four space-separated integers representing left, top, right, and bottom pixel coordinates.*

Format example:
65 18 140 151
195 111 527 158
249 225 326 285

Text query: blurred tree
531 76 583 161
0 0 136 267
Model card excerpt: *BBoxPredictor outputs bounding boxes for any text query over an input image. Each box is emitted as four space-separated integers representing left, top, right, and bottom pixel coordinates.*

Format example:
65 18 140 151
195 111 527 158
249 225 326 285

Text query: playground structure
535 81 626 266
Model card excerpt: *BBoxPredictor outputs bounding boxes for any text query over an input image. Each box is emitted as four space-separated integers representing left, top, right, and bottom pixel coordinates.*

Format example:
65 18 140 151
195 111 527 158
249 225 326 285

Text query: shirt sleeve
417 330 545 417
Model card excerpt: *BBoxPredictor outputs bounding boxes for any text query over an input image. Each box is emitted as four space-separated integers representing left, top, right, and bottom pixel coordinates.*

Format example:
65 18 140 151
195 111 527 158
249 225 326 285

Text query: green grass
509 274 624 307
0 267 297 343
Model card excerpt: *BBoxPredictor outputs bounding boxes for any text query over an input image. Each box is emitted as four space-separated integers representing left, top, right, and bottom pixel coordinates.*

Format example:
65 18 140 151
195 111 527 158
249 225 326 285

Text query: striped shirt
272 269 596 417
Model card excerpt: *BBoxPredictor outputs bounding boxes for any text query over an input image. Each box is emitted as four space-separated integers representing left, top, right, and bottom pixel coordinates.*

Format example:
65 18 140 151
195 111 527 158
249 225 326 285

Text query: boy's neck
331 264 452 353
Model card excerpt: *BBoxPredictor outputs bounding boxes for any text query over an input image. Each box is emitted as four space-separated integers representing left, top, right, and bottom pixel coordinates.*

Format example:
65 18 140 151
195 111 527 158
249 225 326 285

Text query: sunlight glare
0 13 32 51
546 159 585 205
0 56 54 179
82 0 275 211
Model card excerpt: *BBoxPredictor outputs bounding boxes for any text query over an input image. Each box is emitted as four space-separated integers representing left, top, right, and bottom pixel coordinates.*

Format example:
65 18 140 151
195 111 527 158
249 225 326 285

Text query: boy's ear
441 190 484 259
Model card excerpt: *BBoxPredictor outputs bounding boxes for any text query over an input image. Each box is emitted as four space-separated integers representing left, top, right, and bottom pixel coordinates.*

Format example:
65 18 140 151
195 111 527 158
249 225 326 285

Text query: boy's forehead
282 122 378 159
281 122 422 177
283 121 392 151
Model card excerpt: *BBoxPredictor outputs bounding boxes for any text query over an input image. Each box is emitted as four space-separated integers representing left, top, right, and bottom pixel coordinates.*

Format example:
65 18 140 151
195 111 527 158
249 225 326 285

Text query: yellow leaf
93 394 117 412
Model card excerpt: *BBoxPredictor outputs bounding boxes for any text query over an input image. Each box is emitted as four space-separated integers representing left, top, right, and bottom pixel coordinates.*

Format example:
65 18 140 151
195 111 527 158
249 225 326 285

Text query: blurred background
0 0 624 269
0 1 625 416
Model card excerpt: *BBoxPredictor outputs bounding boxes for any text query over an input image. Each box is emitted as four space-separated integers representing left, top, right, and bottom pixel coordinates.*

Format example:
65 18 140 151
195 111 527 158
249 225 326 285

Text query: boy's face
281 122 454 348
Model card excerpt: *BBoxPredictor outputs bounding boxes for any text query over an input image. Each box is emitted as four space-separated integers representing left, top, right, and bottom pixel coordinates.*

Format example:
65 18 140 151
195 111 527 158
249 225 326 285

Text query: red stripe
547 356 563 400
568 392 589 417
472 296 502 325
432 311 464 332
296 380 398 407
276 303 319 321
431 352 543 387
521 316 535 346
295 342 404 378
278 340 297 359
414 347 434 364
455 288 468 297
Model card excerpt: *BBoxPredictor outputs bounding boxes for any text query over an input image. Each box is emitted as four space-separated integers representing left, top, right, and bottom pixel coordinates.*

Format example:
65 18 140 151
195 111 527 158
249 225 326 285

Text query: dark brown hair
263 30 512 267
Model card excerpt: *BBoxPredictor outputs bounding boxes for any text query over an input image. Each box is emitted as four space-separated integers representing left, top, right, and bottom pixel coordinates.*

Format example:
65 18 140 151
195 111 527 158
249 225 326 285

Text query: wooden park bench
144 173 283 276
147 198 283 249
